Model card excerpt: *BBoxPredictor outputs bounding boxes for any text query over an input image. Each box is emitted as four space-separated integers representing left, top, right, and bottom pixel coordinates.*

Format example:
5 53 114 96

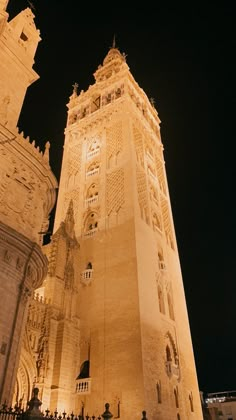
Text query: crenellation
0 126 57 244
0 7 41 128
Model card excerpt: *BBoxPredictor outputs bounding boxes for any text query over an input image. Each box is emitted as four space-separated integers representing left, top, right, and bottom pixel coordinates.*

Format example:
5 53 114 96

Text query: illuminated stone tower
51 47 203 419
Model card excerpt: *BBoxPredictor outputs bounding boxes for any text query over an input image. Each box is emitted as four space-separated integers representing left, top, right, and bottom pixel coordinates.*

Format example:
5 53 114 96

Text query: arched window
166 345 172 362
153 212 161 231
87 183 98 199
167 292 175 321
158 250 165 270
76 360 90 379
81 262 93 284
189 392 194 412
86 161 100 177
158 286 165 314
87 139 100 159
174 387 179 408
85 212 98 233
156 381 162 404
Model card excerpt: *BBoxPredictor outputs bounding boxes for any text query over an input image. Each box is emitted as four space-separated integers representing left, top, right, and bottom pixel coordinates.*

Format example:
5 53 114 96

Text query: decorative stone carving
106 121 123 168
3 249 12 263
133 125 144 167
106 168 124 215
136 166 149 224
0 128 57 244
164 331 180 380
64 261 74 289
36 327 49 381
160 196 175 250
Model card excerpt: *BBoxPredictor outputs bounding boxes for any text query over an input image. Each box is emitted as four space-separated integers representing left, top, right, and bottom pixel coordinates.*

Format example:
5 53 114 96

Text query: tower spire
64 199 75 237
112 34 116 48
27 1 36 11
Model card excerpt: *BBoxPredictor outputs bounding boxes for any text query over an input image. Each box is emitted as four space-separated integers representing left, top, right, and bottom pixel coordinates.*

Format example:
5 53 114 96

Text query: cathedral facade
1 3 203 419
0 1 57 405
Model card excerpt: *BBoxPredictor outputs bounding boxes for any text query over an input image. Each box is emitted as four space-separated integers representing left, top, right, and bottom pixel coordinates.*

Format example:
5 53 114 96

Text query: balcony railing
75 378 91 394
80 269 93 286
85 196 98 207
87 149 100 159
84 228 98 239
86 168 99 178
81 269 93 280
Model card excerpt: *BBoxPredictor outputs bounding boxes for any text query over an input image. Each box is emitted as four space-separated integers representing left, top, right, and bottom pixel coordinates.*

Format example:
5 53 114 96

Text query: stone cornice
65 97 126 137
0 220 48 290
0 125 57 177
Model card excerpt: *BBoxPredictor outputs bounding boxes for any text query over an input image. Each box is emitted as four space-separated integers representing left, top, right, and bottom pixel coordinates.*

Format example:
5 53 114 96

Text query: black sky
7 0 235 395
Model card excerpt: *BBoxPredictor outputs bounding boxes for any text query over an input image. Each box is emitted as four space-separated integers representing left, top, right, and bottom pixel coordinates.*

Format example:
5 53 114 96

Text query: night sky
7 0 235 396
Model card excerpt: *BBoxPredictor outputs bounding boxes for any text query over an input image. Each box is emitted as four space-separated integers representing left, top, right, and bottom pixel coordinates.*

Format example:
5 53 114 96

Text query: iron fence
0 404 24 420
0 406 103 420
0 395 148 420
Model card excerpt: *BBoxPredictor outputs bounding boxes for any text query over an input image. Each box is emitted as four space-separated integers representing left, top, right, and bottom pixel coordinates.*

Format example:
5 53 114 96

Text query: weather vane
27 0 36 11
72 82 78 95
150 97 156 107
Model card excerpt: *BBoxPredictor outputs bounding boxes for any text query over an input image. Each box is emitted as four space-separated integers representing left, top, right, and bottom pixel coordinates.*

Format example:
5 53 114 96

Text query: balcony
81 269 93 286
85 195 98 207
83 228 98 239
86 168 99 178
81 269 93 280
87 149 100 160
75 378 91 394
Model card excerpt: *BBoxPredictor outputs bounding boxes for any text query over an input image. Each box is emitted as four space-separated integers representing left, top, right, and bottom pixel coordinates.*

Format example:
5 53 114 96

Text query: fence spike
141 410 148 420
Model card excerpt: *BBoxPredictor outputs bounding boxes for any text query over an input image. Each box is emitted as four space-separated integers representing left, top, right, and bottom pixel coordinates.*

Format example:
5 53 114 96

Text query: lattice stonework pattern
133 125 144 167
106 121 123 161
136 166 149 223
161 196 175 249
66 143 82 188
106 168 125 214
156 156 167 195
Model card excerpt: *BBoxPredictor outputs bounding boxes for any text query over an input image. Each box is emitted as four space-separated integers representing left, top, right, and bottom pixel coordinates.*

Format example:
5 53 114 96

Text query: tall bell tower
51 47 203 419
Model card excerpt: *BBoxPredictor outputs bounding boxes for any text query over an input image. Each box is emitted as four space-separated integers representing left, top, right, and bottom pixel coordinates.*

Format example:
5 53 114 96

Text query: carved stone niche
0 126 57 245
0 221 48 292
